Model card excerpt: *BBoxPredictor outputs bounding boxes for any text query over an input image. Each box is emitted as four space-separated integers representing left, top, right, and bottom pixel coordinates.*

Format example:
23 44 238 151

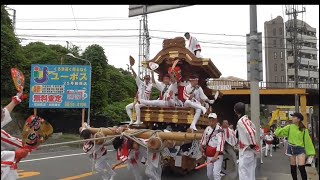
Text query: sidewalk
223 144 318 180
257 144 292 180
257 144 319 180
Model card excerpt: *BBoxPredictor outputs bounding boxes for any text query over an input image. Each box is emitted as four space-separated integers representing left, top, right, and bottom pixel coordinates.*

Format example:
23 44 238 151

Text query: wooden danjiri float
88 37 222 175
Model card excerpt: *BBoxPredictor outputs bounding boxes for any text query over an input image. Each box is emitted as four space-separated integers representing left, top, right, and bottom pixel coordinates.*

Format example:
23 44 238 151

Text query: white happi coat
183 84 208 104
187 36 201 53
83 141 108 160
236 115 257 153
1 108 23 180
126 138 148 180
83 140 115 179
201 124 225 152
264 134 274 145
223 127 237 146
154 81 176 101
237 115 258 180
135 76 153 101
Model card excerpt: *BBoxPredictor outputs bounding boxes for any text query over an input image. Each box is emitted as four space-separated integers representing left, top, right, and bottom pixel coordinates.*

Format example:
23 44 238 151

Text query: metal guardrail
207 80 319 90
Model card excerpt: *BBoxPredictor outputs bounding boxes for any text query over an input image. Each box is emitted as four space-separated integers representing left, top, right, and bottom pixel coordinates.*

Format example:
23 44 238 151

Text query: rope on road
39 135 119 148
39 128 165 151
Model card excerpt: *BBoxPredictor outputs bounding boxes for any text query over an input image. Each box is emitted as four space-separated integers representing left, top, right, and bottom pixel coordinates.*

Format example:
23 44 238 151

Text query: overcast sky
7 5 319 80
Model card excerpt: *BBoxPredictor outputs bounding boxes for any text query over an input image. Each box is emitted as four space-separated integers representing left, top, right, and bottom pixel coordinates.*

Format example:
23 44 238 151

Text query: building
264 16 319 88
246 32 263 81
285 19 319 86
264 16 286 88
207 76 249 90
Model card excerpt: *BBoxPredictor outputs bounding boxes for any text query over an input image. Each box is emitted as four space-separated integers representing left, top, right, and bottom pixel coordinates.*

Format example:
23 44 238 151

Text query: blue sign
29 64 91 109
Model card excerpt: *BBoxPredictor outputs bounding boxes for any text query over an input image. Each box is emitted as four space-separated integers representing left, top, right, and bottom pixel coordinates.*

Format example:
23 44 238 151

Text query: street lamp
66 53 92 125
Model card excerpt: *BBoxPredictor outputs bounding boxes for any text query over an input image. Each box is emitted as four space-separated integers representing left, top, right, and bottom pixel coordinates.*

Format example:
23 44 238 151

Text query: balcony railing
207 80 319 90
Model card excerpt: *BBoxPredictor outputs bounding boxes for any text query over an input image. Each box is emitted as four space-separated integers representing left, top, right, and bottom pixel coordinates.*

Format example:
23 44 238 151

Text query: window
273 28 276 36
274 52 277 59
281 63 284 71
275 76 278 82
280 39 283 47
274 64 277 71
281 76 285 82
273 40 276 47
279 27 283 35
280 51 283 59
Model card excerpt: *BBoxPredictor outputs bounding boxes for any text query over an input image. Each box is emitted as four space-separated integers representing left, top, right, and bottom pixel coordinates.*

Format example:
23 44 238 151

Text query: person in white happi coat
80 124 115 180
200 113 225 180
221 120 238 178
259 126 265 164
264 130 274 157
234 102 259 180
184 32 202 58
183 74 215 131
1 93 30 180
140 72 176 108
126 66 153 125
112 137 149 180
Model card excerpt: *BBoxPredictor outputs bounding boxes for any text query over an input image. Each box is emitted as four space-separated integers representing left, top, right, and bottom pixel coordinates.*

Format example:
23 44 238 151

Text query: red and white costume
126 76 153 124
187 36 202 58
1 108 23 180
223 127 237 147
201 124 225 180
116 138 161 180
183 84 208 130
264 134 273 157
236 115 258 180
83 140 115 180
222 127 238 178
140 81 177 108
259 127 265 163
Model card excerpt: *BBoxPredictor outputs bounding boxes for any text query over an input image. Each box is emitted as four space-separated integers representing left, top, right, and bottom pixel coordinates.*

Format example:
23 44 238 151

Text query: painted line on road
59 164 127 180
20 153 86 163
18 171 41 179
20 150 114 163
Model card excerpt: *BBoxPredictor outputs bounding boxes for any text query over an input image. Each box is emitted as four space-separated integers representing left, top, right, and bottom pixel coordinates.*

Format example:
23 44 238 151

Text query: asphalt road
17 147 208 180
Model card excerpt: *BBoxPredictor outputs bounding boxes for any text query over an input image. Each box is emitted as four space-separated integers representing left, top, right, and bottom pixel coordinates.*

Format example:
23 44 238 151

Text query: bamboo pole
88 128 203 141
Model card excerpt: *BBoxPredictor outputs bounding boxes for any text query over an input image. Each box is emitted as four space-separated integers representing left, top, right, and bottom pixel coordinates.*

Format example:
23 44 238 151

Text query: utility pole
286 6 305 112
249 5 261 169
138 19 142 78
5 6 16 32
12 8 16 31
137 5 151 79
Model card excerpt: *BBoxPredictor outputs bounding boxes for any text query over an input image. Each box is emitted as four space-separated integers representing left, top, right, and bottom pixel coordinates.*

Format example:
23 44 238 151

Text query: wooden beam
219 89 307 95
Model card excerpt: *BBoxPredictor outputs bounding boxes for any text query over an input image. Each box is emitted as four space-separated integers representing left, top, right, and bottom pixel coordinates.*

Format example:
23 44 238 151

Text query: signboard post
29 65 91 122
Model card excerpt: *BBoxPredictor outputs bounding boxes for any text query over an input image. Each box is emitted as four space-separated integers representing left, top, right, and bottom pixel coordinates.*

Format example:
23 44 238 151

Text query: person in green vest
274 112 315 180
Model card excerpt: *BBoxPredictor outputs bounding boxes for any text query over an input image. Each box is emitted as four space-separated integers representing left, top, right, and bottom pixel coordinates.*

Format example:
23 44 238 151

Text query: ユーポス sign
29 64 91 109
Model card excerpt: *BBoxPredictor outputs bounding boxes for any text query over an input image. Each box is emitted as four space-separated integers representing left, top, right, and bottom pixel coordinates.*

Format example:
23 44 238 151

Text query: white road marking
20 150 115 163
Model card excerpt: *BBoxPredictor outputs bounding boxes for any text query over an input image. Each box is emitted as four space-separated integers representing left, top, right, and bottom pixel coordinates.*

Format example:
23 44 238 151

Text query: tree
1 5 27 99
81 44 109 115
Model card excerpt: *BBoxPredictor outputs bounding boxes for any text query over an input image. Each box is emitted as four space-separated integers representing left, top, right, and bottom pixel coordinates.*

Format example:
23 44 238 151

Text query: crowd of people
1 33 316 180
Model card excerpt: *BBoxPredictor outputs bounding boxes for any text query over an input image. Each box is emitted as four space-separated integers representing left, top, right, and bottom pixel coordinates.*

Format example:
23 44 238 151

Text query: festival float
87 37 222 174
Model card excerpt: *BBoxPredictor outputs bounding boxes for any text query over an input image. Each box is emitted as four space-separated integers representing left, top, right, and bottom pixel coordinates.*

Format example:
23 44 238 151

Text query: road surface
17 144 298 180
18 147 208 180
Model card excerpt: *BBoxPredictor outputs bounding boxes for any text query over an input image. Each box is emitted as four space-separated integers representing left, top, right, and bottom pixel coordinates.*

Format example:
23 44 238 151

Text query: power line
16 28 140 31
15 17 139 22
17 34 140 38
14 28 319 41
19 36 318 52
70 5 79 30
150 36 319 51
